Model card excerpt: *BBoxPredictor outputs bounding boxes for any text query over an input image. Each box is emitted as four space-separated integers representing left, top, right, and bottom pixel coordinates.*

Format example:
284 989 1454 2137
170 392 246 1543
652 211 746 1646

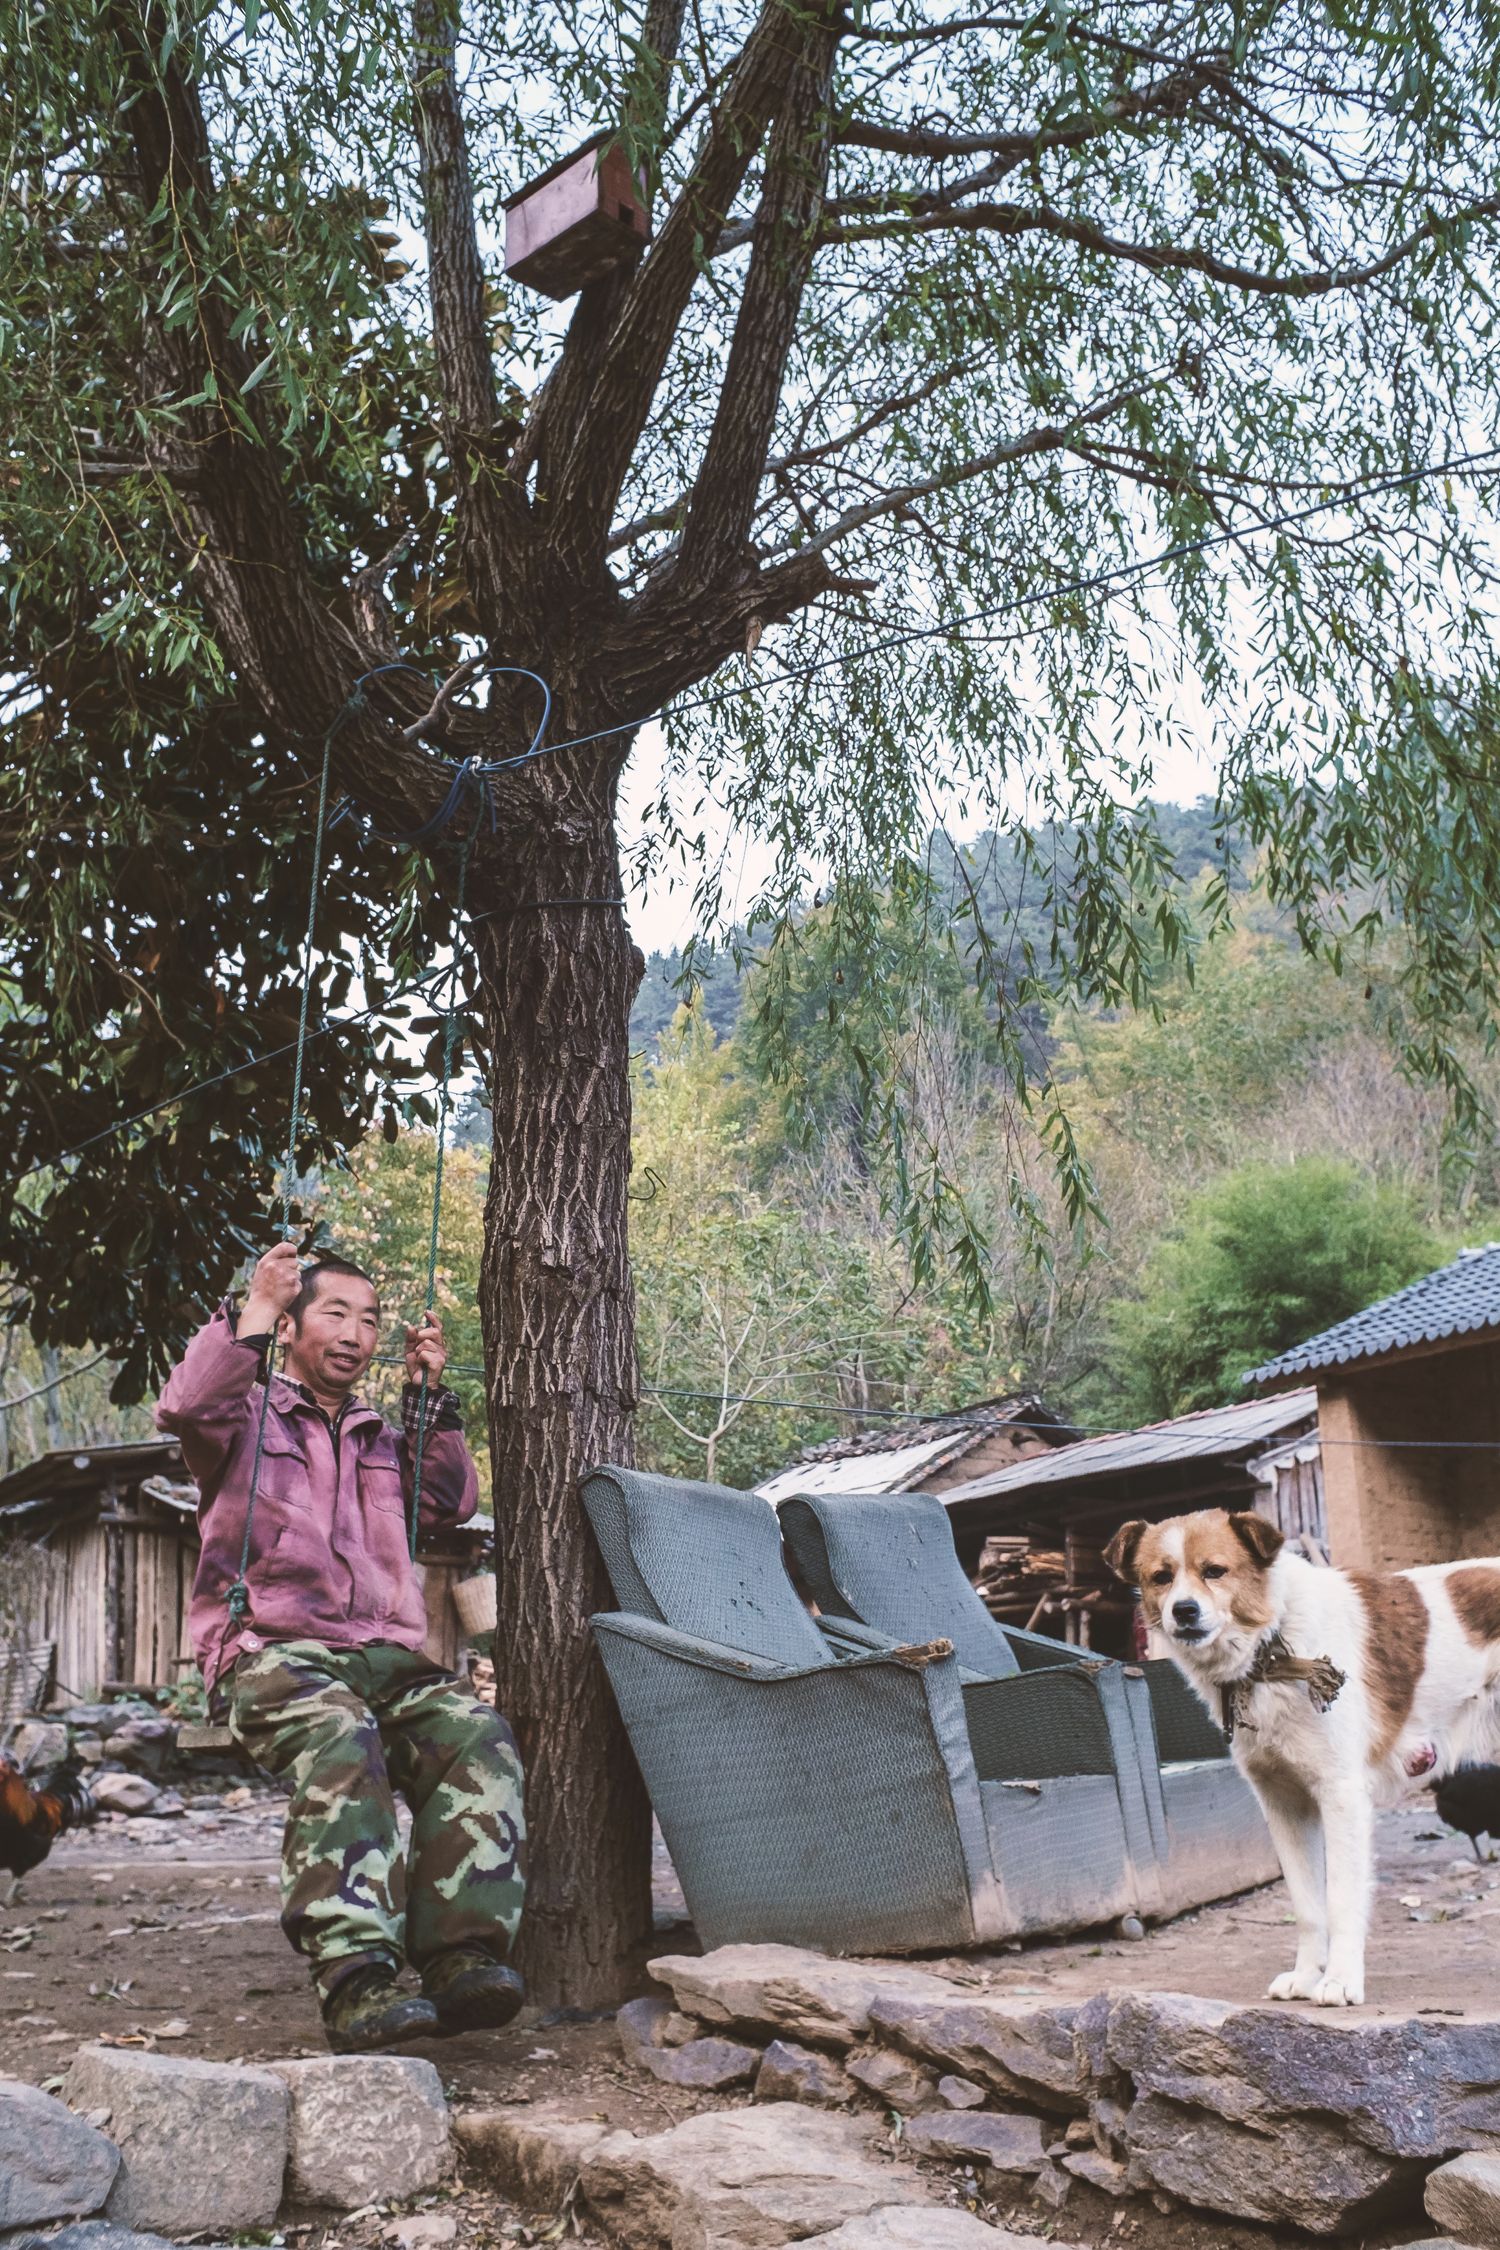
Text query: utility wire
11 1342 1500 1450
15 965 454 1184
489 441 1500 773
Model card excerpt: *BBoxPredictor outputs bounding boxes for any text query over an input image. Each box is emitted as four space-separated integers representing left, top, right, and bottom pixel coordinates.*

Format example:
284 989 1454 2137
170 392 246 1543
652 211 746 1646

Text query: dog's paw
1309 1974 1363 2007
1267 1969 1321 2001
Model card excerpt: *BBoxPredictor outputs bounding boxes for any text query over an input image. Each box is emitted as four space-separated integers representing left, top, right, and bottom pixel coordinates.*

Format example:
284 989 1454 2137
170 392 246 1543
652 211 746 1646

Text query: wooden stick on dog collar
1223 1631 1346 1738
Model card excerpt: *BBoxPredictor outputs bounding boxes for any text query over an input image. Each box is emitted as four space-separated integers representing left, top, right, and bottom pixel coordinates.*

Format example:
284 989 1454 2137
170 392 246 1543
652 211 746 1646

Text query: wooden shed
1247 1244 1500 1570
0 1439 490 1704
935 1390 1324 1659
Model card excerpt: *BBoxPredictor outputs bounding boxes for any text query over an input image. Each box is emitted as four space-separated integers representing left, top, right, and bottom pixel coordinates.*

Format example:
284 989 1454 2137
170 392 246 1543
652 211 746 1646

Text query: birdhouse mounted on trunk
504 131 651 300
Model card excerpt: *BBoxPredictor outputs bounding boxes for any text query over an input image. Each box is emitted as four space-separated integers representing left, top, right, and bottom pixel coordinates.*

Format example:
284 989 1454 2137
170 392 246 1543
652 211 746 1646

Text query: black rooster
1433 1764 1500 1864
0 1752 97 1877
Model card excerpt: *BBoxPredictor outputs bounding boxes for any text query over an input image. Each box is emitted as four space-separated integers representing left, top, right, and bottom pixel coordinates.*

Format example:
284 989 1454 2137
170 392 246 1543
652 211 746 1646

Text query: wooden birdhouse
504 131 651 299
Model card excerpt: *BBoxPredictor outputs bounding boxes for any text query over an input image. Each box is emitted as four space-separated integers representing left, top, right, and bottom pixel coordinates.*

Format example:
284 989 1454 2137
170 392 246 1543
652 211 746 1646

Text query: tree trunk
475 763 654 2006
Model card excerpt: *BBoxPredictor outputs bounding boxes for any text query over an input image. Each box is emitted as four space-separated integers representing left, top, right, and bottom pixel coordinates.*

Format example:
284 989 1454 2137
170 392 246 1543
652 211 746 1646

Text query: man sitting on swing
157 1241 526 2054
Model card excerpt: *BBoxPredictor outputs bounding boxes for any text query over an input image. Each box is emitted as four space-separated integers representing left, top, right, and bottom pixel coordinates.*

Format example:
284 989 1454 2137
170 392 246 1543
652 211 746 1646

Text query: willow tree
4 0 1500 1997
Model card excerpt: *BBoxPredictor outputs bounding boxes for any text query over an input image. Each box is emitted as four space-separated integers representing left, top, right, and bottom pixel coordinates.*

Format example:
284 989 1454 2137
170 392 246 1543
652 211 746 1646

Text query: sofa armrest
589 1608 988 1954
593 1611 957 1684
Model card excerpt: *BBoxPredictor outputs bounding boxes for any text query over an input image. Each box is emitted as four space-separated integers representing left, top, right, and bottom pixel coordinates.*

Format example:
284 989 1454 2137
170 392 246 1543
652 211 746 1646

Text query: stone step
457 2099 1084 2249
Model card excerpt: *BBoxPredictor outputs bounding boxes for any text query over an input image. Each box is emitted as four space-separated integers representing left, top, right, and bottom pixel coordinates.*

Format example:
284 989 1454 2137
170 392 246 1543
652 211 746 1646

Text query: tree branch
675 3 840 586
606 354 983 557
813 191 1500 298
835 55 1226 162
541 0 813 573
412 0 497 444
763 373 1166 559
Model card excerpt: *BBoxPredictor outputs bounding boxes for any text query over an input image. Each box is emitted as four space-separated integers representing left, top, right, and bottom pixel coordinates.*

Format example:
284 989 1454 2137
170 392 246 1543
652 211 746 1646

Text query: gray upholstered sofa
582 1464 1180 1955
777 1487 1279 1917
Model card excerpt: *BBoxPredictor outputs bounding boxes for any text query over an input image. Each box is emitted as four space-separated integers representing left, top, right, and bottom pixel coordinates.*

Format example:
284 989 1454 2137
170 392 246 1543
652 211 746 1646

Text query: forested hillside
8 826 1495 1489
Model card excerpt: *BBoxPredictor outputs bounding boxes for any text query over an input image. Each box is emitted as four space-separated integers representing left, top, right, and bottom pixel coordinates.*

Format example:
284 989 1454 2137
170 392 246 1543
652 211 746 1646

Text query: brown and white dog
1105 1508 1500 2007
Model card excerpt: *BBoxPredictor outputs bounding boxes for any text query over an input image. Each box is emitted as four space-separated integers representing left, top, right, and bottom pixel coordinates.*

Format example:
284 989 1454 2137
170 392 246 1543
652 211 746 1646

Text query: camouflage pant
226 1639 526 2000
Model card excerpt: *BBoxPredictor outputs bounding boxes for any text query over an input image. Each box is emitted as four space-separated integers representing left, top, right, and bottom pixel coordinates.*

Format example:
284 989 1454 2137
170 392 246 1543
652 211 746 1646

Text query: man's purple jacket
157 1307 479 1694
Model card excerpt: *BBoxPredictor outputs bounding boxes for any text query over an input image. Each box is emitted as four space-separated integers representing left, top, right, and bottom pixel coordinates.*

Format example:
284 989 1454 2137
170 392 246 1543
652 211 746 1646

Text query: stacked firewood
973 1532 1135 1655
973 1535 1067 1624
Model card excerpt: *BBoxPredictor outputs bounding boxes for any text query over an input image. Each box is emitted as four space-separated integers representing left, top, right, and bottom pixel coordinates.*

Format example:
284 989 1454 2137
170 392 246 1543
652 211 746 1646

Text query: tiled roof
1245 1244 1500 1386
939 1389 1318 1506
782 1393 1064 1466
754 1394 1070 1506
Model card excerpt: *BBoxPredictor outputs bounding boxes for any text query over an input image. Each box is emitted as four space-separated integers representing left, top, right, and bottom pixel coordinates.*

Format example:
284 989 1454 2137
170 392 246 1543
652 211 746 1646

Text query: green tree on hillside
1104 1158 1437 1424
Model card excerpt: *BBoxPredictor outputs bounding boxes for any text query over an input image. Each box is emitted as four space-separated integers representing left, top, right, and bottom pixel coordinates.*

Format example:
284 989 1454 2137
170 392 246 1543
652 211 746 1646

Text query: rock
1032 2160 1072 2211
798 2213 1067 2248
106 1720 175 1777
1084 1989 1500 2161
52 1703 153 1738
3 2223 177 2250
5 1720 69 1773
268 2055 451 2208
936 2075 986 2110
64 2045 286 2233
1062 2118 1093 2147
387 2217 457 2249
755 2042 856 2109
1120 2090 1417 2235
1063 2149 1132 2197
1426 2152 1500 2246
845 2047 939 2116
617 1995 672 2064
661 2011 701 2047
867 1991 1084 2115
903 2110 1046 2175
640 2036 761 2091
73 1734 106 1767
0 2078 119 2226
89 1775 160 1817
454 2108 612 2207
581 2103 937 2248
648 1944 957 2049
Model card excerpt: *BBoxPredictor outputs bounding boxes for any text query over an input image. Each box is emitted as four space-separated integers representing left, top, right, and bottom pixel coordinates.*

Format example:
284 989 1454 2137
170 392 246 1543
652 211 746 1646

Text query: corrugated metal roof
938 1388 1318 1506
0 1439 185 1516
1245 1244 1500 1385
775 1393 1066 1468
757 1432 969 1504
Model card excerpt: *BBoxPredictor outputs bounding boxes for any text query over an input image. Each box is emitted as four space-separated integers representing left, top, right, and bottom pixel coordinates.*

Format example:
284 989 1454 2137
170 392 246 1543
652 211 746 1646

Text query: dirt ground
3 1787 1493 2248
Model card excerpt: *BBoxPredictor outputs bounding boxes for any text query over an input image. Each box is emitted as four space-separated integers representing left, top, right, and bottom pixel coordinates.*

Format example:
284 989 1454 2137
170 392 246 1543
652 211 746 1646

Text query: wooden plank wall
1258 1449 1327 1548
14 1515 473 1701
28 1525 105 1702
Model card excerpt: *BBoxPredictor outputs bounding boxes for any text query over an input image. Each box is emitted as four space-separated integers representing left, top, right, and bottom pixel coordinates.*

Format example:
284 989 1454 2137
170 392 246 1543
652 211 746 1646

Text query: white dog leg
1259 1793 1328 2000
1310 1781 1373 2006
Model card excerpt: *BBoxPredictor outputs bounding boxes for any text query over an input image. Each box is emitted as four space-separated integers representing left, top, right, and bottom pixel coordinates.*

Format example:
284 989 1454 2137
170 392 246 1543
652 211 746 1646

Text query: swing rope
405 795 480 1560
225 698 488 1625
226 713 339 1626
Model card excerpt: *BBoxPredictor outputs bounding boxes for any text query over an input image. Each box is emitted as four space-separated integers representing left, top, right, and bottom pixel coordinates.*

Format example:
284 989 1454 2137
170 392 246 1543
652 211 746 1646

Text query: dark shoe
421 1948 526 2035
321 1964 441 2054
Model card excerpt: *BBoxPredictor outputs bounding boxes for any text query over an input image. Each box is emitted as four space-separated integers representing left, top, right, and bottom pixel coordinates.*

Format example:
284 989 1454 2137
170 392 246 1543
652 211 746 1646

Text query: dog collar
1223 1629 1346 1738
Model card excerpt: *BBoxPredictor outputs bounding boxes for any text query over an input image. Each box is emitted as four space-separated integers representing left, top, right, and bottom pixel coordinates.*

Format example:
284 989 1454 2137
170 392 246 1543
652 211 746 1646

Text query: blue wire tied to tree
328 660 552 842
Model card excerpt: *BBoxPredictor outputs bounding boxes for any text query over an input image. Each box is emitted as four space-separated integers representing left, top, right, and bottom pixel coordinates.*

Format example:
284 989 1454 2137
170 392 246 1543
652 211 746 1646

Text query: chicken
0 1752 97 1877
1433 1764 1500 1864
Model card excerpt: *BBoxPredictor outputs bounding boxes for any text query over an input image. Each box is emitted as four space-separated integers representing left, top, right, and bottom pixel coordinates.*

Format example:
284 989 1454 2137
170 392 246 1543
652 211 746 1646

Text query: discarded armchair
776 1487 1279 1917
582 1464 1180 1957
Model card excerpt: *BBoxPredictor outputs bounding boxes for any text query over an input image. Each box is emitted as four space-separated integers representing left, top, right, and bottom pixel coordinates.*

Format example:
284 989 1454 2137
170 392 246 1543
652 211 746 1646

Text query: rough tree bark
474 731 655 1995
